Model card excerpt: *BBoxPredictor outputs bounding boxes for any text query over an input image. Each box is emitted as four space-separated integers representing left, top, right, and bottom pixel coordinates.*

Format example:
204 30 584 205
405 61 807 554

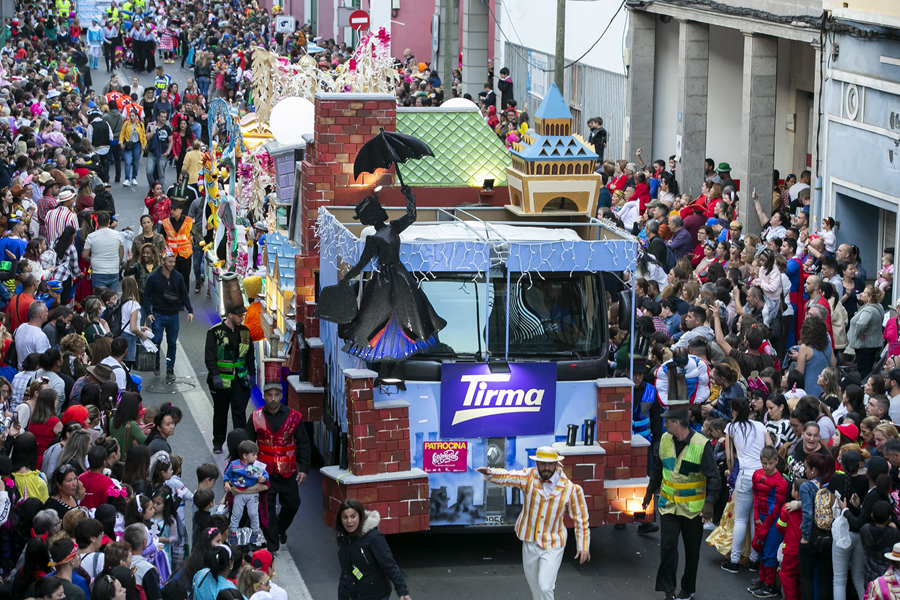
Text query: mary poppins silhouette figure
320 185 447 362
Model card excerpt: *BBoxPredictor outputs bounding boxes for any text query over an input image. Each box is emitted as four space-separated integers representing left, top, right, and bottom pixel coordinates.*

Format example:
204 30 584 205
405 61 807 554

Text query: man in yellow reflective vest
205 302 255 454
105 2 119 22
161 199 193 288
642 407 720 600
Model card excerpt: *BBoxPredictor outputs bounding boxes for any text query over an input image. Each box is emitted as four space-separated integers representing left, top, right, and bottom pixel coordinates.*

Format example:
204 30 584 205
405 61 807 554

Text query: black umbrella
353 128 434 187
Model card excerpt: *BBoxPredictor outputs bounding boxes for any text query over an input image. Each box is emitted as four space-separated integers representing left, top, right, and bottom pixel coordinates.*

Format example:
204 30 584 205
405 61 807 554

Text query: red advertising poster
423 441 468 473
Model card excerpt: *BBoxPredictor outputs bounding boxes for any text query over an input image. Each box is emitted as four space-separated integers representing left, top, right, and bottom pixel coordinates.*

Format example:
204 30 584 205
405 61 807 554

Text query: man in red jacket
245 382 311 552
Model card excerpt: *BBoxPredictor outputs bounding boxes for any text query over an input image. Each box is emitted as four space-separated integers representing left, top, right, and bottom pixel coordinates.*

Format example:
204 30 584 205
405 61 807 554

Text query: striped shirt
37 195 57 240
486 467 590 551
44 206 78 249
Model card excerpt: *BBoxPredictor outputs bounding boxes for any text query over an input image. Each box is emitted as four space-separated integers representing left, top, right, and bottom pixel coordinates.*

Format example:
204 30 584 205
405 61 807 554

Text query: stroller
122 35 136 70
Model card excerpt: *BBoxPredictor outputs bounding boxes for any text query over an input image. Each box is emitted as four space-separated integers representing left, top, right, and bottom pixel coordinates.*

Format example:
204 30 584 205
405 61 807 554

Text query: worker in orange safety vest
161 199 193 286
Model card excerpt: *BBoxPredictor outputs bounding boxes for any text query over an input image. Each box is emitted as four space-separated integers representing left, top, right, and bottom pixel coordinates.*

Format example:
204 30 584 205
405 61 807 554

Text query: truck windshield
416 274 606 359
489 274 606 357
419 278 489 356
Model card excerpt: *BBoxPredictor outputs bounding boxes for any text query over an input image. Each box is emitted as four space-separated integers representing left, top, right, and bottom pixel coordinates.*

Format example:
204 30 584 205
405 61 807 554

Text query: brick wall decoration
299 93 397 257
287 375 324 422
306 338 324 388
319 368 429 534
294 254 318 305
557 378 652 527
322 467 430 535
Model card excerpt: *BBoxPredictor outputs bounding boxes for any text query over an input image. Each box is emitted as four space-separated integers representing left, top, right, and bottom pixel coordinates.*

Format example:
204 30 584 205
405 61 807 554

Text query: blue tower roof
534 83 572 121
511 136 598 162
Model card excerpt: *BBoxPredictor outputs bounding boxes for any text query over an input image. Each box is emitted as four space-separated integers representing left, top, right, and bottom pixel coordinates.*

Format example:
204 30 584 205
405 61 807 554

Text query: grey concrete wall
625 11 657 160
676 21 710 196
462 0 490 97
738 34 778 235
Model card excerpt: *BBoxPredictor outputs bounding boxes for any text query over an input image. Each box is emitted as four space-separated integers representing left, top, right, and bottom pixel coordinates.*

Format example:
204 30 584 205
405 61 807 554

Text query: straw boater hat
58 187 76 203
886 541 900 562
529 446 564 463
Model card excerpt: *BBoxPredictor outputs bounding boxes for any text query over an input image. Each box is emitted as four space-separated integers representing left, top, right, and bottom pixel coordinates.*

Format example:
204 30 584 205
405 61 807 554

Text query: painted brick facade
322 472 430 535
320 369 429 534
559 378 652 527
300 94 397 258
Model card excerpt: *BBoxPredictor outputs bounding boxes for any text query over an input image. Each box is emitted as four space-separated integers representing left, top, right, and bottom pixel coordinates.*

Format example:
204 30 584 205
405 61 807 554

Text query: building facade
819 2 900 304
624 0 822 233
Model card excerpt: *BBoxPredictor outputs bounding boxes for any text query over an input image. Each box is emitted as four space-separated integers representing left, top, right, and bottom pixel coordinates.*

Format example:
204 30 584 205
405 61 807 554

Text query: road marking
174 337 314 600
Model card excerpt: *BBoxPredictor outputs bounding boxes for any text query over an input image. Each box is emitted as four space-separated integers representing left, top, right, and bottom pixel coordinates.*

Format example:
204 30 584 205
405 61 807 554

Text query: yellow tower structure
506 83 602 216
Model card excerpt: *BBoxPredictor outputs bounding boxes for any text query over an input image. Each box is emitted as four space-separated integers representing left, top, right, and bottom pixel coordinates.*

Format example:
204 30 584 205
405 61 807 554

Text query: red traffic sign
349 9 370 31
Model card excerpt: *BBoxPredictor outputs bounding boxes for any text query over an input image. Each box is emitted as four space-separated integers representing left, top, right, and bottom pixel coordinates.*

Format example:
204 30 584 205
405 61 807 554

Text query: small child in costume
224 440 268 546
776 478 804 600
748 446 788 598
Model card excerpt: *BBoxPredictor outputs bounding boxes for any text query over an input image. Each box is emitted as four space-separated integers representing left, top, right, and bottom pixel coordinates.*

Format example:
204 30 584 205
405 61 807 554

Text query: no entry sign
349 9 370 31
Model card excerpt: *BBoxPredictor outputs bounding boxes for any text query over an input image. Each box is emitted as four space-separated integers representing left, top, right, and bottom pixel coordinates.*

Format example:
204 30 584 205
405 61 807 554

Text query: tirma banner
440 363 557 438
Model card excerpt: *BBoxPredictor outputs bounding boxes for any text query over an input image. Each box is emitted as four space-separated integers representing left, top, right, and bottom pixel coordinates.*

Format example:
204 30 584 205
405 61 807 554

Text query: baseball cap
263 382 282 393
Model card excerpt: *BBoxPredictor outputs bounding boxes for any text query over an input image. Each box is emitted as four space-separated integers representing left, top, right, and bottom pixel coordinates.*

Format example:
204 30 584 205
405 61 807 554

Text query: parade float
235 30 649 534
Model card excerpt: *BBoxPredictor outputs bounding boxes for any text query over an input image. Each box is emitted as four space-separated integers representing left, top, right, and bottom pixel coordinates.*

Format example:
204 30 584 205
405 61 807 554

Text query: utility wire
487 0 626 72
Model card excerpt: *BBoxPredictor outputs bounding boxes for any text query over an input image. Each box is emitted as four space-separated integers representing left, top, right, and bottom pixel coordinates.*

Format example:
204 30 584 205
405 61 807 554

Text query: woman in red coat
144 182 171 225
27 389 62 471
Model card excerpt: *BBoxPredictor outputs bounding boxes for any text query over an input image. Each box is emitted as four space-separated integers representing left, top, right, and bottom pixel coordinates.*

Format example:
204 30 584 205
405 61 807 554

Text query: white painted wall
651 18 678 161
704 25 743 180
370 0 392 49
498 0 628 74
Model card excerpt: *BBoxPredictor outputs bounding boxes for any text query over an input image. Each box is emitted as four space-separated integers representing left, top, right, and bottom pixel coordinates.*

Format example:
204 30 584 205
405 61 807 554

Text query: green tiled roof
395 108 511 187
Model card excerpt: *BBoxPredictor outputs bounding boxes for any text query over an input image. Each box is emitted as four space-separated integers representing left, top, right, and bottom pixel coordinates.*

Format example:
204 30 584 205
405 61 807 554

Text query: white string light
316 209 638 285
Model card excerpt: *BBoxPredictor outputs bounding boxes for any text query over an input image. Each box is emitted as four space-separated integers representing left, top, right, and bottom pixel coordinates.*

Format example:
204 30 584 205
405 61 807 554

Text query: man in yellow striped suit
642 407 721 600
477 446 590 600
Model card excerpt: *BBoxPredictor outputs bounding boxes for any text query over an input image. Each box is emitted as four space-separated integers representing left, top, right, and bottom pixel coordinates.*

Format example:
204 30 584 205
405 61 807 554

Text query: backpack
662 243 677 273
814 484 836 530
112 363 139 393
104 301 124 337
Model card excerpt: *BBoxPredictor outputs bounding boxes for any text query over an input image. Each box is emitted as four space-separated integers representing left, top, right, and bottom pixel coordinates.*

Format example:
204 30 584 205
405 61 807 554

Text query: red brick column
286 375 323 422
293 255 319 305
556 442 607 528
588 378 652 525
320 368 429 534
300 93 396 256
344 369 378 476
596 378 635 479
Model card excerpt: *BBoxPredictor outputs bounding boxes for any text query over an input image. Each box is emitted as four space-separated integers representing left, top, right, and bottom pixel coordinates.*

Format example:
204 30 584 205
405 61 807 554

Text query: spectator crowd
598 143 900 600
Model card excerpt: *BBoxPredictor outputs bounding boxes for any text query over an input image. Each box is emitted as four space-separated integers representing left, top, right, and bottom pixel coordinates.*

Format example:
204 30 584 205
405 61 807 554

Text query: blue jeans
197 76 209 97
146 154 167 188
92 272 119 292
123 330 138 362
730 470 757 564
123 142 142 180
150 313 180 372
192 244 205 284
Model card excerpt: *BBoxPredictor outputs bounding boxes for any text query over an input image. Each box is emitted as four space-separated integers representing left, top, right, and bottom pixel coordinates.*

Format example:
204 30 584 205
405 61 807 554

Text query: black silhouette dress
338 186 447 361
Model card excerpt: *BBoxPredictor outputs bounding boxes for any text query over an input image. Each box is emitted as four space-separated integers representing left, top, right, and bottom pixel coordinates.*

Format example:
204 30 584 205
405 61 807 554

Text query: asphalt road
108 63 752 600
